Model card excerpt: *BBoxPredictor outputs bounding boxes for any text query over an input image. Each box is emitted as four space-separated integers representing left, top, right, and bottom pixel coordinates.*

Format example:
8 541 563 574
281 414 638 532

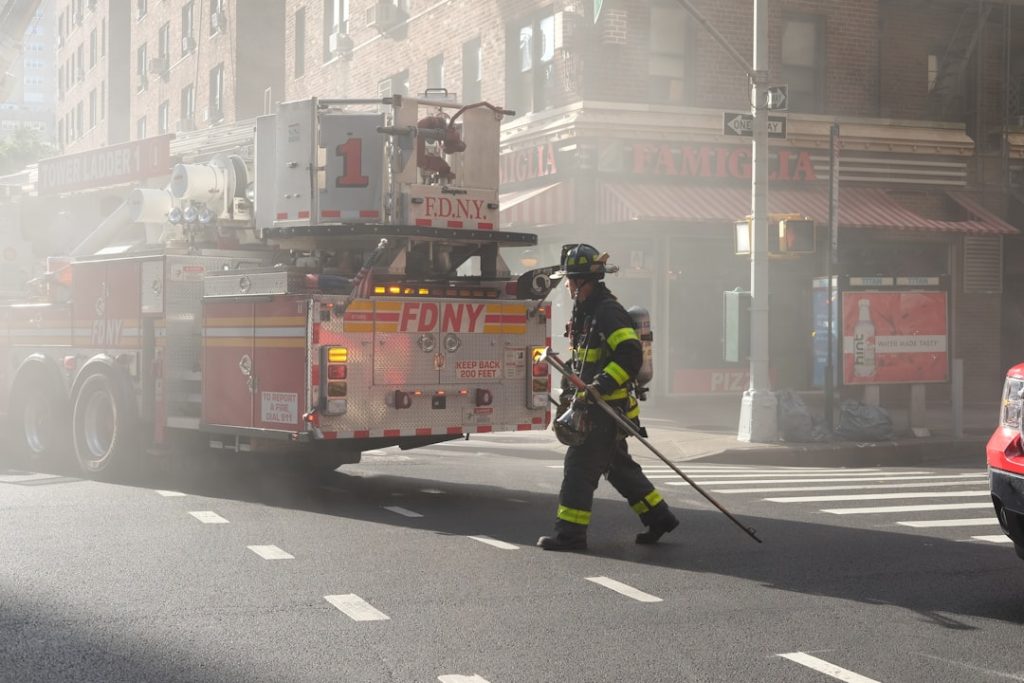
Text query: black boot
636 514 679 545
537 532 587 551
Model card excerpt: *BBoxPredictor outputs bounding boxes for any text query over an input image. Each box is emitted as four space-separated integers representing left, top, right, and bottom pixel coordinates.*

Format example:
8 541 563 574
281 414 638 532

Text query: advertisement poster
841 290 948 384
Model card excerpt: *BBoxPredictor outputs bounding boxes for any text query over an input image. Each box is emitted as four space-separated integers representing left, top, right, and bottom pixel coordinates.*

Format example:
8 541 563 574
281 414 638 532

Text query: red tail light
328 364 347 380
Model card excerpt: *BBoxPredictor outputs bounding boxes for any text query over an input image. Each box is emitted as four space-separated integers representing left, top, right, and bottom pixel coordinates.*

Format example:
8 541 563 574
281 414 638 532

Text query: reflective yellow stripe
557 505 591 525
604 361 629 386
599 387 628 401
626 403 640 419
607 326 640 350
580 348 603 362
631 500 650 514
644 490 663 508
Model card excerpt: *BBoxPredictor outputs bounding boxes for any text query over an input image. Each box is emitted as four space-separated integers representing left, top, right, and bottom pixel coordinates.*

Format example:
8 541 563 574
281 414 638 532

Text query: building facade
285 0 1022 404
0 0 57 143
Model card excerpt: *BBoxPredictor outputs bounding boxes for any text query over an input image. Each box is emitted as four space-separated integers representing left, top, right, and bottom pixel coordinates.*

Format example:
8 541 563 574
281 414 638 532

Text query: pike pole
541 348 763 544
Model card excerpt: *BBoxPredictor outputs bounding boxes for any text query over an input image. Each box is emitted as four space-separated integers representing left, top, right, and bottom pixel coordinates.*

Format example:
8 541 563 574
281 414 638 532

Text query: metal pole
825 122 839 431
738 0 777 442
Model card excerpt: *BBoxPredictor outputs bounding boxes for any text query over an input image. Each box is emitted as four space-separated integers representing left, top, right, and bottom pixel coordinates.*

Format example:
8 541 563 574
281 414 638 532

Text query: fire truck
0 95 556 476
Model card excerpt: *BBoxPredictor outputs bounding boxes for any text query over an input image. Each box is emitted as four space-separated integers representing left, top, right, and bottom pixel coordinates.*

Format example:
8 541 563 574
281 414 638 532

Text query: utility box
723 288 751 363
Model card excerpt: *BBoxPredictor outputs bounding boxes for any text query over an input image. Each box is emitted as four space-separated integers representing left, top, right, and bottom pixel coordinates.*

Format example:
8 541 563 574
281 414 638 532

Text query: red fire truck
988 363 1024 559
0 95 555 476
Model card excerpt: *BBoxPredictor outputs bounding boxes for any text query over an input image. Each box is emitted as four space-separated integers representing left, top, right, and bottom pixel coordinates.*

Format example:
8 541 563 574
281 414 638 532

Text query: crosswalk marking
438 675 490 682
778 652 880 683
324 594 390 621
766 490 989 503
665 474 986 486
715 478 985 494
467 535 519 550
972 535 1013 544
247 545 294 560
155 490 186 497
898 518 998 528
188 511 228 524
586 576 662 603
647 470 930 480
383 506 423 518
823 502 992 515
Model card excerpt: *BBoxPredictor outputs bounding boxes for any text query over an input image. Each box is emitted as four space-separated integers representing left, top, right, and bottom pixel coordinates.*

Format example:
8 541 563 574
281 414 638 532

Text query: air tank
627 306 654 392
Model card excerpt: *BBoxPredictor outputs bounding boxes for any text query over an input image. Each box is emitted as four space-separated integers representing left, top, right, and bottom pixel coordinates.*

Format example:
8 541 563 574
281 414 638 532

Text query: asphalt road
2 427 1023 683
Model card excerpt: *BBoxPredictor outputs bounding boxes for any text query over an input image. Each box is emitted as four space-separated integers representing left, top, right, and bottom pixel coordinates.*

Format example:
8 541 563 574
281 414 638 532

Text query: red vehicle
987 363 1024 559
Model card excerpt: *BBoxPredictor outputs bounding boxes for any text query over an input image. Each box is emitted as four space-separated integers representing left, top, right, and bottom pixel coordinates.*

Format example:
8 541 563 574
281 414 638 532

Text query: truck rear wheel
72 372 138 478
9 377 67 467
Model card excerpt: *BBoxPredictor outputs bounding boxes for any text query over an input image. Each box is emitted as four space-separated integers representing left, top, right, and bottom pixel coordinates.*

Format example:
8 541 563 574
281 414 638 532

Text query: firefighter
538 243 679 551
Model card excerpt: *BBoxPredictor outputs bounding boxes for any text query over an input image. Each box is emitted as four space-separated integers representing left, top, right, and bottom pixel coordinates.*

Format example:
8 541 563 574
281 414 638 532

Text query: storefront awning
500 181 574 229
598 183 1017 235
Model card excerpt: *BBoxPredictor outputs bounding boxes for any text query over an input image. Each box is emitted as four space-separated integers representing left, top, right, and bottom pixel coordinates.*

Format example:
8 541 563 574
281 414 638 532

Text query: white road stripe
324 594 390 621
247 545 295 560
766 491 990 503
0 473 60 483
648 470 930 480
438 675 490 682
383 506 423 518
715 478 986 494
155 490 186 497
972 535 1014 544
665 474 986 486
643 467 886 475
778 652 880 683
824 502 992 515
899 518 999 528
585 576 662 603
467 535 519 550
420 488 445 494
188 511 229 524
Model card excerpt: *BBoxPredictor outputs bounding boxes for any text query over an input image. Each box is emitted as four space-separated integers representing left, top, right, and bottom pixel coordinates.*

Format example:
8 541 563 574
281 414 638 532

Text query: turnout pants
554 411 673 537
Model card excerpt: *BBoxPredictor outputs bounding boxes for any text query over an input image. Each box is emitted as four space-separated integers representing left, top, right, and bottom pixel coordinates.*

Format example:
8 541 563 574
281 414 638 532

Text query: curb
694 436 989 469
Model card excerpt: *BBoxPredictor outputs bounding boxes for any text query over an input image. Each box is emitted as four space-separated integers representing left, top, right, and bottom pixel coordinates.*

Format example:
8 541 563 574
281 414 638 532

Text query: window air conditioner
149 56 169 76
181 35 195 53
366 1 403 32
176 118 195 132
328 31 353 57
211 11 226 33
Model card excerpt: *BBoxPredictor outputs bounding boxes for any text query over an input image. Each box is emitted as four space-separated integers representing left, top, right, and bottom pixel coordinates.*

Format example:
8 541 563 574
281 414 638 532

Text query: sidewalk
640 393 995 469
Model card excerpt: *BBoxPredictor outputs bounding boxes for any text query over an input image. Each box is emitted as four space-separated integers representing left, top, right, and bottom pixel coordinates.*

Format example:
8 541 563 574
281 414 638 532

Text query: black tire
71 371 138 478
7 373 68 468
1014 542 1024 562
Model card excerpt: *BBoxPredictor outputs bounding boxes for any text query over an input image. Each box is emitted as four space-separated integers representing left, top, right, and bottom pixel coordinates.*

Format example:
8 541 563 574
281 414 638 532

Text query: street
2 422 1023 683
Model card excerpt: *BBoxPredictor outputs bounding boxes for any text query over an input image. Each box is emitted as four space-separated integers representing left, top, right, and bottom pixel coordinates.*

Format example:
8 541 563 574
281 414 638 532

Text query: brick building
0 0 57 143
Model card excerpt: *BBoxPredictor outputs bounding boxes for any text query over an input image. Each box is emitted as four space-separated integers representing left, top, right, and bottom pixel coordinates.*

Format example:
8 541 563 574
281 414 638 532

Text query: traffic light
778 218 815 254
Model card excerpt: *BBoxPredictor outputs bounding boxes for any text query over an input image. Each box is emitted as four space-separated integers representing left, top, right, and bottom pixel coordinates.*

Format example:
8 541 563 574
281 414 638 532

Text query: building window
89 29 97 68
159 22 170 59
100 80 105 120
649 2 691 104
76 44 84 80
101 19 106 57
507 11 557 115
427 53 444 90
182 2 195 55
137 0 147 20
378 70 408 98
323 0 349 62
294 8 305 78
158 100 170 133
137 115 146 139
136 43 148 91
89 88 96 128
462 37 481 102
781 16 824 114
76 100 83 137
210 0 225 35
209 63 224 120
181 83 195 124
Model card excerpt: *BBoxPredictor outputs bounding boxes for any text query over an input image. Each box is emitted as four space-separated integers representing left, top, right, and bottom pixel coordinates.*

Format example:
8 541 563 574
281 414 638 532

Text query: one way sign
722 112 788 139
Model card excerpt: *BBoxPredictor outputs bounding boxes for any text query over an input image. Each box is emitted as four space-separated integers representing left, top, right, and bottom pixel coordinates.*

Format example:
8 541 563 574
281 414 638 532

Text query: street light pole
738 0 777 442
671 0 777 441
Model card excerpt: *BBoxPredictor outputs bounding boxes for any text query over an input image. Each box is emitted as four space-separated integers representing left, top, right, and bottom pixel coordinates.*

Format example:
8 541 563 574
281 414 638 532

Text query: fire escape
926 1 994 123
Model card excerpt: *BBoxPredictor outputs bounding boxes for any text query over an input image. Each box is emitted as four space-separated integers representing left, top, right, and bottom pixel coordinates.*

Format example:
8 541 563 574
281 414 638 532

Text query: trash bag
777 389 830 442
835 400 894 441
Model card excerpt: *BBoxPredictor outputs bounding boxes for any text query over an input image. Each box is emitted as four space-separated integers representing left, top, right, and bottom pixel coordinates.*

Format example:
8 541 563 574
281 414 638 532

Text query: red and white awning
499 181 574 229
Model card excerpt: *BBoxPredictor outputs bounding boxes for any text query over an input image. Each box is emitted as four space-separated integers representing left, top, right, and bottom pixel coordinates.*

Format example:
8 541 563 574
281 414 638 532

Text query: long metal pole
738 0 777 442
542 349 762 544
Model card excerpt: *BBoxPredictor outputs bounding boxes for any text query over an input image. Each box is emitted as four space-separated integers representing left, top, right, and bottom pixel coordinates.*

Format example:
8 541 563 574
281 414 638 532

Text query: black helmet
553 243 618 279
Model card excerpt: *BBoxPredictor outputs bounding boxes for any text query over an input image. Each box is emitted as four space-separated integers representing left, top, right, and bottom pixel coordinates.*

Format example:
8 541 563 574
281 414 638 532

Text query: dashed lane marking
716 479 986 494
972 535 1014 544
766 490 990 503
324 594 390 621
155 490 186 497
188 511 229 524
778 652 880 683
899 518 999 528
467 535 519 550
420 488 445 494
585 576 662 603
383 505 423 518
438 676 490 682
823 502 992 515
666 474 987 486
247 545 295 560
